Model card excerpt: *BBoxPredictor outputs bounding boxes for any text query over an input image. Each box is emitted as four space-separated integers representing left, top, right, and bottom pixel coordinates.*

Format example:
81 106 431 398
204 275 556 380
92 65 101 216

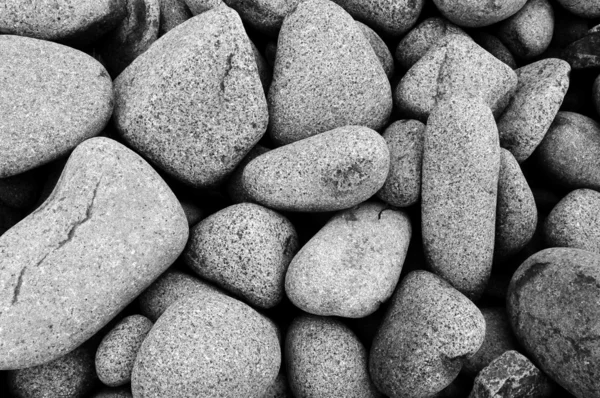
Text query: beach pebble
555 0 600 19
396 34 517 121
285 202 411 318
472 32 517 69
226 145 270 204
0 138 188 369
95 315 153 387
432 0 527 27
131 292 280 397
114 6 268 187
370 271 485 398
421 98 500 299
286 315 380 398
0 36 113 178
243 126 389 212
507 248 600 398
357 22 395 79
562 31 600 70
268 0 391 145
158 0 191 34
222 0 303 35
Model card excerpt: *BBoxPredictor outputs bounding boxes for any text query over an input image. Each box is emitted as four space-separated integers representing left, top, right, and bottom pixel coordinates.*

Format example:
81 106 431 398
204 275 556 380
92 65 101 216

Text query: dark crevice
434 45 450 104
11 267 26 305
220 52 235 92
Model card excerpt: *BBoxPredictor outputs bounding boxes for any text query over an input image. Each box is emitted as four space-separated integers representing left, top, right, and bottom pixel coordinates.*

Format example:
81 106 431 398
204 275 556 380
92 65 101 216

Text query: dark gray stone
91 387 133 398
226 145 270 204
179 201 203 226
251 40 273 94
556 0 600 18
432 0 527 27
262 373 292 398
158 0 191 34
185 0 222 14
472 32 517 69
562 32 600 70
222 0 304 35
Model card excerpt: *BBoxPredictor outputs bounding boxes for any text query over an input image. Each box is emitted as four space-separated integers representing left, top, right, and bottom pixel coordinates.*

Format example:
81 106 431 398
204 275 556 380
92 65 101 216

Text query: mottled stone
507 248 600 398
262 373 292 398
286 315 380 398
226 145 270 204
0 36 113 178
396 34 517 121
472 32 517 69
331 0 423 36
562 32 600 70
131 292 280 397
243 126 390 212
357 22 394 79
95 315 153 387
91 387 133 398
0 172 40 210
0 138 188 369
422 98 500 299
370 271 485 398
556 0 600 18
432 0 527 27
114 6 268 187
185 0 222 14
158 0 191 34
268 0 391 145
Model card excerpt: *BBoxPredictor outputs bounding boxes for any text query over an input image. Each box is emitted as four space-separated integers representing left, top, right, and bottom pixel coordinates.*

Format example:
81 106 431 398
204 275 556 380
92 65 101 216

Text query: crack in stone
434 45 450 106
220 52 235 93
11 267 26 305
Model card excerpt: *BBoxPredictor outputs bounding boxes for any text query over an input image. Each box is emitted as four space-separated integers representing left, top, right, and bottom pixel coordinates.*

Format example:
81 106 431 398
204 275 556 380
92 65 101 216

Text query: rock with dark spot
472 32 517 69
370 271 485 398
0 137 188 369
562 32 600 70
0 36 113 178
158 0 191 34
0 172 41 210
396 34 517 121
243 126 390 212
357 22 394 79
268 0 392 145
222 0 304 35
262 373 292 398
555 0 600 18
114 6 268 187
422 97 500 299
286 315 380 398
185 0 222 14
91 387 133 398
432 0 527 27
507 248 600 398
226 145 270 204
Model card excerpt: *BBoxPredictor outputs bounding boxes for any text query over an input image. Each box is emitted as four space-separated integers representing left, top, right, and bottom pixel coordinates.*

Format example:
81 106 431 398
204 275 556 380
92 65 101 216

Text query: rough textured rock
422 98 500 299
376 120 425 207
185 0 222 14
222 0 304 35
0 36 113 178
0 137 188 369
158 0 191 34
556 0 600 18
243 126 390 212
357 22 394 79
396 34 518 121
184 203 298 308
497 59 570 163
507 248 600 398
226 145 270 204
432 0 527 27
331 0 423 36
562 32 600 70
286 315 380 398
370 271 486 398
268 0 392 145
95 315 153 387
472 32 517 69
131 292 280 398
286 202 411 318
114 6 268 187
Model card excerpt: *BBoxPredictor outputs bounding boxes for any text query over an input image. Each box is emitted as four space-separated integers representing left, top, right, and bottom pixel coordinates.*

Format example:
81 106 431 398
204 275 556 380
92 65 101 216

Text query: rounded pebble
185 0 222 15
357 22 395 79
432 0 527 28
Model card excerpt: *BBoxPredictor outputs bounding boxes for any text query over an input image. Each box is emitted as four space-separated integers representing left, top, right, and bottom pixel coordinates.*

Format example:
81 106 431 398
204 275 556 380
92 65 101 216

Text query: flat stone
223 0 304 35
370 271 485 398
242 126 390 212
158 0 191 34
0 137 188 369
472 32 517 69
507 248 600 398
0 36 113 178
432 0 527 27
422 98 500 299
357 22 394 79
131 292 280 397
562 32 600 70
556 0 600 18
286 315 380 398
396 34 517 121
268 0 391 145
286 202 411 318
114 6 268 187
497 59 570 163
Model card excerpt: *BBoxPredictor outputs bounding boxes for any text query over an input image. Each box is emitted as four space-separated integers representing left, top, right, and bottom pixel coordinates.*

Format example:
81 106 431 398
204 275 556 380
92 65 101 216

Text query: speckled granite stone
243 126 390 212
370 271 485 398
185 0 222 14
472 32 517 69
556 0 600 18
286 315 380 398
226 145 270 204
432 0 527 27
422 98 500 299
114 6 268 187
562 31 600 70
268 0 391 145
357 22 394 79
223 0 305 35
0 137 188 370
158 0 190 34
331 0 423 36
0 36 113 178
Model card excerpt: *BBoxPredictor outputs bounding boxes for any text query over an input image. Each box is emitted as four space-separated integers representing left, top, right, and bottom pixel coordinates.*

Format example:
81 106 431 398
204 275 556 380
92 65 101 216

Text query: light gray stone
472 32 517 69
432 0 527 28
357 22 395 79
185 0 222 14
226 145 270 204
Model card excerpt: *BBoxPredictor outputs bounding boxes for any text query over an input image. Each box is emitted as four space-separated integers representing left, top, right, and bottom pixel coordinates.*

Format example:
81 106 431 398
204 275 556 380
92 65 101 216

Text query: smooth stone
432 0 527 27
544 189 600 254
95 315 153 387
331 0 424 36
286 315 380 398
158 0 191 34
114 6 268 187
185 0 222 14
595 75 600 115
286 202 411 318
92 387 133 398
376 120 425 207
223 0 304 35
556 0 600 18
395 17 466 71
137 270 222 322
370 271 485 398
262 373 292 398
497 59 570 163
396 34 518 121
472 32 517 69
0 36 113 178
0 137 188 369
0 0 126 44
243 126 390 212
179 201 203 226
422 98 500 299
507 248 600 398
497 0 554 60
98 0 161 77
183 203 298 308
7 346 96 398
537 112 600 190
562 32 600 70
268 0 392 145
495 149 538 262
469 351 552 398
131 292 280 398
226 145 270 204
357 22 395 79
0 172 40 210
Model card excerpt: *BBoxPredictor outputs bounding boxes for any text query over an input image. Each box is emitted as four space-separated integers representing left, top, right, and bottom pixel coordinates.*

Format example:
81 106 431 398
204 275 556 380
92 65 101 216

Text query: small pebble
472 32 517 69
